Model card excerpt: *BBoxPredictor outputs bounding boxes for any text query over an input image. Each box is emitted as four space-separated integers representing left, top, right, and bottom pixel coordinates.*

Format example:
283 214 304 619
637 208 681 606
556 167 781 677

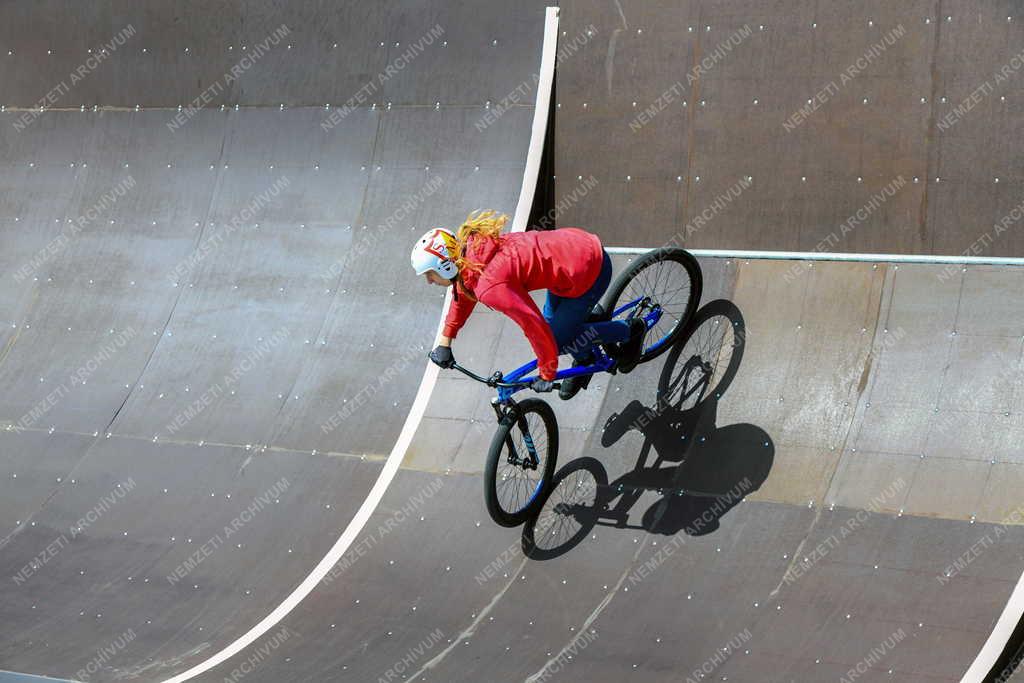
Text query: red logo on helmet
423 228 451 262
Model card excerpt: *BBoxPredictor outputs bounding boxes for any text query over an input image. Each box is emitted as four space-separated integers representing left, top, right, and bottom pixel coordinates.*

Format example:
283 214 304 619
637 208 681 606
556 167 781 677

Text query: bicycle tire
484 398 558 527
601 247 703 365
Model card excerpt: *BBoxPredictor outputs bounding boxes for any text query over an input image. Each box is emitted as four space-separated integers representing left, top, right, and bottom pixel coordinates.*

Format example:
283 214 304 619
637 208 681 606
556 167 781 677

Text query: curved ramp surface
4 2 1024 683
0 2 549 681
191 255 1024 682
553 1 1024 257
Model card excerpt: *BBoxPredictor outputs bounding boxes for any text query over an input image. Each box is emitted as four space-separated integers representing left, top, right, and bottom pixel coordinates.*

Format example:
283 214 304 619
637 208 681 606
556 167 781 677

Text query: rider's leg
544 251 631 399
565 252 645 373
609 317 648 373
544 292 598 400
544 250 630 360
578 252 645 371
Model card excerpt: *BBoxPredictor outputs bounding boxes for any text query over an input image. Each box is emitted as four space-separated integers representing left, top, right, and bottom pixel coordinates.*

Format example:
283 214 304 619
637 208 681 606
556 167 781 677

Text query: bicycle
450 247 703 527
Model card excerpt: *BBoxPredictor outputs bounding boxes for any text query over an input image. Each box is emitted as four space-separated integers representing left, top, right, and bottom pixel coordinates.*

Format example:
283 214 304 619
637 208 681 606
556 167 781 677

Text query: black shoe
614 318 647 374
559 359 593 401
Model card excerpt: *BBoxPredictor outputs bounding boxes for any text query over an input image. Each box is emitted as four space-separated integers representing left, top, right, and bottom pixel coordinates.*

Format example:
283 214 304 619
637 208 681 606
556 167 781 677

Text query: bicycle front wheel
484 399 558 527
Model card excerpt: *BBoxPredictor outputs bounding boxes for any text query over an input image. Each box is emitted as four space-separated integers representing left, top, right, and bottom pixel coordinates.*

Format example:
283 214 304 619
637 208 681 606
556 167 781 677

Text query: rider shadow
523 299 775 560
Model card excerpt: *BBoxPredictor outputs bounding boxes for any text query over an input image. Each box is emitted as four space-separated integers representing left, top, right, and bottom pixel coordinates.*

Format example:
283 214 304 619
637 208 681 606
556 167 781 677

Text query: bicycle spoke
497 411 549 514
608 252 697 358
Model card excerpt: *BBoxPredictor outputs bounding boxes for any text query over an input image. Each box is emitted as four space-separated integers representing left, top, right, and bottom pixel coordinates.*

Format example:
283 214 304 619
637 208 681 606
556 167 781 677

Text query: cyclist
411 210 646 400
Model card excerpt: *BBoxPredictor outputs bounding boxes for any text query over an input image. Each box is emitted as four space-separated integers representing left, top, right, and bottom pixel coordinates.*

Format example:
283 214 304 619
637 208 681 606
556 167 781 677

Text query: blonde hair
451 209 508 275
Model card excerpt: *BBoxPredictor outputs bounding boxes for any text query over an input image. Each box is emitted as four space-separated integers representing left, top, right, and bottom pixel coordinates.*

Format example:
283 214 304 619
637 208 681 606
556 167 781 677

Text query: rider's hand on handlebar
429 345 456 369
531 378 555 393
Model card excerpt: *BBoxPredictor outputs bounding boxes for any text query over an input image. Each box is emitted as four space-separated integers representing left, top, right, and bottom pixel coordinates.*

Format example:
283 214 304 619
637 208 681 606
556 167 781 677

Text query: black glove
531 378 555 393
429 345 455 369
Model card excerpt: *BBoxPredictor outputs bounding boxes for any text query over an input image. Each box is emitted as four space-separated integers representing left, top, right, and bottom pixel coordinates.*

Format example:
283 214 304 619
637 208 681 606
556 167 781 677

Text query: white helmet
411 228 458 279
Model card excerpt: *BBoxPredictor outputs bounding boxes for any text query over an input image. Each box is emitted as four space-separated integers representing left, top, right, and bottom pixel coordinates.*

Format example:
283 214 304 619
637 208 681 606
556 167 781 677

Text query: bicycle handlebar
450 362 558 390
450 363 527 388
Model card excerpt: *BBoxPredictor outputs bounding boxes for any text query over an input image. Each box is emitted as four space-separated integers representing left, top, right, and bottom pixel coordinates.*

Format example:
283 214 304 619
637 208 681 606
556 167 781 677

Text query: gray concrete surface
2 2 1023 683
229 256 1023 683
0 2 546 680
554 1 1024 257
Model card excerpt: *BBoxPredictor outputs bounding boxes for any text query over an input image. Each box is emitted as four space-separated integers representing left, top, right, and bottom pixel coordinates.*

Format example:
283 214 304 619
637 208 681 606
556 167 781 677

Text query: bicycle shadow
522 299 774 560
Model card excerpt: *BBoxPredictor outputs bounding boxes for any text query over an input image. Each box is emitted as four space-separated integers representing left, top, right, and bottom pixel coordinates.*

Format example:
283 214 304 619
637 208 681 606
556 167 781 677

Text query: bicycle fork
491 399 540 470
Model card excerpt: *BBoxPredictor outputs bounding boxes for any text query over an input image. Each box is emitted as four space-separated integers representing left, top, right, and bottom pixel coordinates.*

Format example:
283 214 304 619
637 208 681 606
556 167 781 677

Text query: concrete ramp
554 2 1024 258
0 2 548 681
213 255 1023 682
3 3 1024 683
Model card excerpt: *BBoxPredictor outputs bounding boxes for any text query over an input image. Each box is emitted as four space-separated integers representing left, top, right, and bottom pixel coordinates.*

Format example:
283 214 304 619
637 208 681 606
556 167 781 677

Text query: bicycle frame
493 294 667 401
452 294 665 406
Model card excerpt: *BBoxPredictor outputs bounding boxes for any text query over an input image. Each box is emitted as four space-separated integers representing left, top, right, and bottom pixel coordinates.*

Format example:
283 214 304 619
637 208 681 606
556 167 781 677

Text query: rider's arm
442 283 477 342
478 281 559 381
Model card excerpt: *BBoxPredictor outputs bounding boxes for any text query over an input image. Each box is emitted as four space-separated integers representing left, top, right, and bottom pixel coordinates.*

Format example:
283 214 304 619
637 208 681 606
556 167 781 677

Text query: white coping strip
960 570 1024 682
160 7 560 682
510 7 559 233
605 246 1024 266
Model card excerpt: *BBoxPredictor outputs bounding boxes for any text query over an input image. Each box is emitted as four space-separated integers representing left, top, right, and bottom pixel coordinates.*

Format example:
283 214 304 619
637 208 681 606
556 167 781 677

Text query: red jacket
443 228 604 380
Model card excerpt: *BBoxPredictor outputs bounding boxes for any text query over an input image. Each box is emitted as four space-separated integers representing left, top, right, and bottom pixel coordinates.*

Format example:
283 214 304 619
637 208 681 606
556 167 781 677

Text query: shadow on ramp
523 300 774 560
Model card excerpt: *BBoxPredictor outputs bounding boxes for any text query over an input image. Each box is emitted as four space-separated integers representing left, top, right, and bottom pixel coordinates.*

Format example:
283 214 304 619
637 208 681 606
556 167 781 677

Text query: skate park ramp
3 2 1024 683
554 1 1024 258
0 2 549 681
231 256 1024 683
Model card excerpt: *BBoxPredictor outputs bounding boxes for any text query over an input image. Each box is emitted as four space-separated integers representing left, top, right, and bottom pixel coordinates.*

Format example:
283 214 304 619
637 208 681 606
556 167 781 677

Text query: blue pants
543 250 632 362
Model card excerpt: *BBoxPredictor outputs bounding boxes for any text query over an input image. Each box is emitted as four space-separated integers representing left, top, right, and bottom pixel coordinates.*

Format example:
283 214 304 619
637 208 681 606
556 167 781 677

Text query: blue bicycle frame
492 296 665 403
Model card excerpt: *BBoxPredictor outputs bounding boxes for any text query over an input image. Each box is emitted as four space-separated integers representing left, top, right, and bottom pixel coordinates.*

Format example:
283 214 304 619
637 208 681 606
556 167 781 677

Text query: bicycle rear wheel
484 399 558 527
601 247 702 365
